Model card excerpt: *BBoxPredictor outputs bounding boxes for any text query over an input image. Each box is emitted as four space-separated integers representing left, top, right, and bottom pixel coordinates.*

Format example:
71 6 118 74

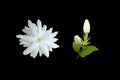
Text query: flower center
37 37 41 42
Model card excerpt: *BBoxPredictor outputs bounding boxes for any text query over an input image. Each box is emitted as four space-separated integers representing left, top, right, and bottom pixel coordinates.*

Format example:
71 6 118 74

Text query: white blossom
16 19 59 58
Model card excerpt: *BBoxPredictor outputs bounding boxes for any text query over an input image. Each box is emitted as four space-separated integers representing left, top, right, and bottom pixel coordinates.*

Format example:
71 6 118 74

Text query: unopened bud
83 19 90 33
74 35 81 44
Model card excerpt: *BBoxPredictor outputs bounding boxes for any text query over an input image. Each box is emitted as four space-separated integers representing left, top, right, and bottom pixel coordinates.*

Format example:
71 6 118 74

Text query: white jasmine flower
16 19 59 58
74 35 81 44
83 19 90 33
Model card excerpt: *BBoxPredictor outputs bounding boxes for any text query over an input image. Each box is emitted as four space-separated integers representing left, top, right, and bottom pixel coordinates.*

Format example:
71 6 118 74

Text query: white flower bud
74 35 81 44
83 19 90 33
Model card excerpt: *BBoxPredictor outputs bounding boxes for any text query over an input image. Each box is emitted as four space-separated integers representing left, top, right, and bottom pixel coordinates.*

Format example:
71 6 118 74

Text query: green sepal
73 42 81 53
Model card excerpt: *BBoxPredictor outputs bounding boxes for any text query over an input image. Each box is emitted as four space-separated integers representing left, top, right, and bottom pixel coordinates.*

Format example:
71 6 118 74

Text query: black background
13 1 117 65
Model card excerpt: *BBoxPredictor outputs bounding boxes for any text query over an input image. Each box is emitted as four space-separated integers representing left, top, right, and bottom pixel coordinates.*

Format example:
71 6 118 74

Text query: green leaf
79 46 99 58
72 42 81 53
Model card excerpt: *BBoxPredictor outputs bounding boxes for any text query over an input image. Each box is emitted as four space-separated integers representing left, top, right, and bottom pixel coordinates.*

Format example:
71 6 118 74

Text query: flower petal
49 42 59 48
48 32 58 39
16 35 36 42
38 47 43 57
19 39 30 45
37 19 42 29
23 44 31 47
22 26 32 35
40 44 49 58
48 38 58 42
47 27 53 33
42 27 53 39
48 45 53 52
43 41 59 49
37 19 43 37
23 43 39 55
28 20 37 36
42 25 47 35
30 47 39 58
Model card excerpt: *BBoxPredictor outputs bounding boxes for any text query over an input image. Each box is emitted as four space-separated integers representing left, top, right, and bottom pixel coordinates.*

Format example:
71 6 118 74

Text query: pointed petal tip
43 25 47 29
55 31 58 35
32 56 36 59
23 52 27 55
37 19 40 24
46 55 49 58
37 19 41 22
28 20 31 23
85 19 89 21
56 31 59 33
16 35 21 38
44 52 49 58
39 53 42 57
16 35 18 38
57 45 60 48
28 19 31 22
54 44 60 48
37 19 42 29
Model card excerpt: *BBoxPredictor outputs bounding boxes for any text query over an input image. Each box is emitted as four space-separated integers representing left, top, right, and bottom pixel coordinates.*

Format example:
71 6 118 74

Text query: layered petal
40 44 49 58
42 27 53 39
42 25 47 35
38 47 43 57
23 42 39 55
30 47 39 58
37 19 42 29
22 26 32 36
43 41 59 49
16 35 36 42
48 38 58 42
48 32 58 39
28 20 37 36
